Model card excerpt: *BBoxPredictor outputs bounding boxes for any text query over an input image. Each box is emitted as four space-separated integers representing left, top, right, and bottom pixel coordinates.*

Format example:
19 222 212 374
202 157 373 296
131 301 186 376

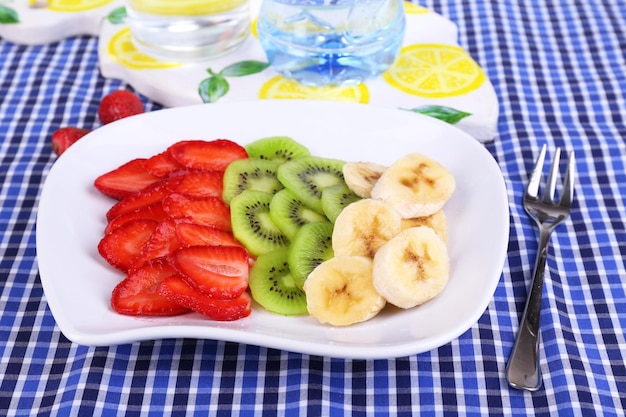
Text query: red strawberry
157 275 251 321
98 219 158 272
106 181 171 221
98 90 144 125
111 258 189 316
161 193 231 231
51 127 91 156
165 171 224 198
105 202 167 234
176 223 243 249
131 218 186 269
169 245 249 300
167 139 248 171
94 158 161 200
144 151 184 178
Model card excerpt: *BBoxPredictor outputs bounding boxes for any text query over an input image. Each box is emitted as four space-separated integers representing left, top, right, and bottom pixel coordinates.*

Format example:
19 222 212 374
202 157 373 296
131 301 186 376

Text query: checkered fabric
1 0 625 415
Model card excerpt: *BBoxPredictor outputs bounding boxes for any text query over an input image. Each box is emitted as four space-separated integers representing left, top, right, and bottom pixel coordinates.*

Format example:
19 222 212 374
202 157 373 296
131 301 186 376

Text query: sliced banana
370 153 455 218
342 161 387 198
401 210 448 243
332 198 402 257
304 255 386 326
373 226 449 309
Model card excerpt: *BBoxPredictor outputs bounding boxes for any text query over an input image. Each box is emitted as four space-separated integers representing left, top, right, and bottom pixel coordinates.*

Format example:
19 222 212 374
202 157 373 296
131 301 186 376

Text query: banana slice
304 255 386 326
332 198 402 257
343 161 387 198
401 210 448 243
373 226 449 309
370 153 455 218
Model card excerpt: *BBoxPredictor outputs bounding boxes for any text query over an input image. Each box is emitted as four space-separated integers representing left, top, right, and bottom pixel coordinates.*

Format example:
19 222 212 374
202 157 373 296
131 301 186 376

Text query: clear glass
257 0 406 86
125 0 251 62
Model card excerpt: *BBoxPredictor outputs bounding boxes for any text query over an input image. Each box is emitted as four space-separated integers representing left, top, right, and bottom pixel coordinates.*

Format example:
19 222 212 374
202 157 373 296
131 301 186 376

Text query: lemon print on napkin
128 0 246 15
383 44 486 98
259 76 370 103
47 0 114 12
108 28 181 70
403 2 430 14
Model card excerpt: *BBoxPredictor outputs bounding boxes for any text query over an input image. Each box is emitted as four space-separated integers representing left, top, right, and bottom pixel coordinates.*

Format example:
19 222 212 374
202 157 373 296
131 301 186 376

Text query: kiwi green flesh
222 158 284 204
287 221 334 290
230 190 290 257
321 183 361 223
277 156 346 213
270 188 328 240
245 136 311 163
249 248 308 316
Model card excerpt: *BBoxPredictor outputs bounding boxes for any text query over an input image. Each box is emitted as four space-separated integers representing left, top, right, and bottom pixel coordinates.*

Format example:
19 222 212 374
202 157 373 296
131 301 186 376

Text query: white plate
37 100 509 359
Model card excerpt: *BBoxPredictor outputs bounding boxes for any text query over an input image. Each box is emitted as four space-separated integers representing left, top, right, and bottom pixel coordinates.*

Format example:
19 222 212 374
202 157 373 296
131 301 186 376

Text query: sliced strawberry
98 219 158 272
94 158 161 200
162 193 231 231
167 139 248 171
144 150 184 178
111 257 189 316
131 218 187 269
106 181 171 222
176 223 243 249
157 275 251 321
169 245 249 300
165 171 224 198
105 202 167 234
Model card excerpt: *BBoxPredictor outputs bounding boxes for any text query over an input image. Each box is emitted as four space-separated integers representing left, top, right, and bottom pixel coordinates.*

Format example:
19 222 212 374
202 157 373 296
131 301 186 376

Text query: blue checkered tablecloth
1 0 625 415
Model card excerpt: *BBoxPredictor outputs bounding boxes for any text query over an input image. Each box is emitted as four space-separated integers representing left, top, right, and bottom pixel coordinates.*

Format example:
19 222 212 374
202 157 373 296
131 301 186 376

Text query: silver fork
505 144 575 391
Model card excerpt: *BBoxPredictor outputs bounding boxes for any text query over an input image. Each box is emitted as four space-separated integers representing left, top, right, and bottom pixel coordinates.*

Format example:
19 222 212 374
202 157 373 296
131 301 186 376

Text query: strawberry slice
105 202 167 234
131 218 187 269
106 181 171 222
162 193 231 231
157 275 251 321
176 223 244 249
165 171 224 198
111 258 189 316
94 158 161 200
169 245 249 300
144 150 184 178
167 139 248 171
98 219 158 272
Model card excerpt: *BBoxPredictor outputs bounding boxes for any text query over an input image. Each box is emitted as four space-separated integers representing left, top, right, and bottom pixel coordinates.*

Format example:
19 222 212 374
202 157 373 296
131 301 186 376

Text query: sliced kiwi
287 221 334 289
248 248 308 316
277 156 346 213
230 190 290 257
321 183 361 223
222 158 284 204
245 136 311 163
269 188 328 240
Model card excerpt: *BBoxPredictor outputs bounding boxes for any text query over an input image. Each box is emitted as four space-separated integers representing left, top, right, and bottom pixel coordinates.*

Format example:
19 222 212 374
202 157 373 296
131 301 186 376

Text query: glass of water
125 0 251 62
257 0 406 87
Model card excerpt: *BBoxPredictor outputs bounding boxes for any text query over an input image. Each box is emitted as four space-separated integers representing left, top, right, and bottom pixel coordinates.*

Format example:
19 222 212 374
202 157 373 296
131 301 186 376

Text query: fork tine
560 151 575 207
526 144 547 198
542 148 561 203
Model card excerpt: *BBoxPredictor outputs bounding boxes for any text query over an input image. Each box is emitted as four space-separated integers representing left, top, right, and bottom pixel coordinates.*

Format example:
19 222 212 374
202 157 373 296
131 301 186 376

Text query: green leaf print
199 75 230 103
0 5 19 24
403 105 471 124
220 60 271 77
107 6 127 24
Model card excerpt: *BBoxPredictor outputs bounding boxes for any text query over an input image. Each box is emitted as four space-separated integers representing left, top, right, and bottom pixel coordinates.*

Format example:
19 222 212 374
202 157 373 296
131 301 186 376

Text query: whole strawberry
98 90 144 125
51 127 91 156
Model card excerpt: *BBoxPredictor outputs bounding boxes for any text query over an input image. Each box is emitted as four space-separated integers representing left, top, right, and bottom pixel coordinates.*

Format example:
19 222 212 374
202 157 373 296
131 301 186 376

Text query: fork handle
506 226 552 391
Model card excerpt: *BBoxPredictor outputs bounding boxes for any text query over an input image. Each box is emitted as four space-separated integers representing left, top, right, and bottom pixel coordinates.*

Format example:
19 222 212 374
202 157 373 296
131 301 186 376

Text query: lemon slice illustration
47 0 114 12
259 76 370 103
127 0 246 15
108 28 182 70
383 44 486 98
404 2 430 14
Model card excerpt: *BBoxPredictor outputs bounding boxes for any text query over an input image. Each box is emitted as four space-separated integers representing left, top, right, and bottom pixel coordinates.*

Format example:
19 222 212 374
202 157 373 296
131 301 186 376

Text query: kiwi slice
269 188 328 240
222 158 284 204
277 156 346 213
287 221 334 289
245 136 311 163
230 190 290 257
248 248 308 316
321 183 361 223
